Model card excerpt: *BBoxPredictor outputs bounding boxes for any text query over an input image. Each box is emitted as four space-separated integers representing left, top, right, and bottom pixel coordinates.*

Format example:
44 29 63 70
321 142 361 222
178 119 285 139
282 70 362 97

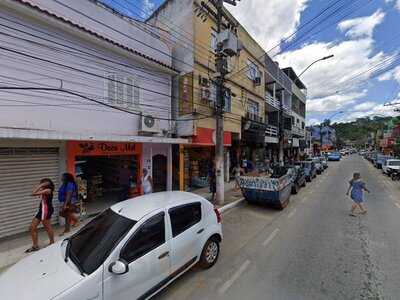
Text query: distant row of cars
362 151 400 181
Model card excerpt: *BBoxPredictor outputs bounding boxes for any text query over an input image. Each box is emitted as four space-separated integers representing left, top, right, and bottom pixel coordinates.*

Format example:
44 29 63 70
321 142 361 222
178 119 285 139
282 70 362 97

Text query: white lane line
218 260 251 294
262 228 280 247
287 208 297 219
395 203 400 209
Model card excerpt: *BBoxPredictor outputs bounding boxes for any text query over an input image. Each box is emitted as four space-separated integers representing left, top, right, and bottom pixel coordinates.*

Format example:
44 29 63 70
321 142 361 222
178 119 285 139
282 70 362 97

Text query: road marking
218 260 251 294
288 208 297 219
395 203 400 209
262 228 280 247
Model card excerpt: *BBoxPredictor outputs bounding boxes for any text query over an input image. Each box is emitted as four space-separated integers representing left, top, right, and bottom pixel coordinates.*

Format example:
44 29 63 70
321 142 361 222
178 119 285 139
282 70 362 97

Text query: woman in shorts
25 178 55 253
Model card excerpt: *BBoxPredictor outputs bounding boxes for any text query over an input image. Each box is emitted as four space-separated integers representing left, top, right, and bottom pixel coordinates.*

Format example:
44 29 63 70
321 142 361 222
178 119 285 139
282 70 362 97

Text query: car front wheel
199 238 220 269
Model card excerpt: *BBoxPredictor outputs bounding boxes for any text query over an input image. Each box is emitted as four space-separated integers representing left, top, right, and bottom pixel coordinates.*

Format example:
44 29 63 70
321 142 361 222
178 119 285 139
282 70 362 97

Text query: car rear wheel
199 238 220 269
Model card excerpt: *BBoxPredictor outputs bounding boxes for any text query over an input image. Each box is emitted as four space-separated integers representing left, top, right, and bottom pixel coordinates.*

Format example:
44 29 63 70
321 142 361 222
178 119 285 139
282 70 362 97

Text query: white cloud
377 66 400 83
353 101 377 111
338 10 385 38
227 0 308 52
386 0 400 10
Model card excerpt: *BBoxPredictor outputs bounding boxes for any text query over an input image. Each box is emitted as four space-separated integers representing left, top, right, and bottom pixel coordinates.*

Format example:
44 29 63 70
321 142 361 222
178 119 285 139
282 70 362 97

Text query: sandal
361 211 367 215
25 246 39 253
349 213 357 217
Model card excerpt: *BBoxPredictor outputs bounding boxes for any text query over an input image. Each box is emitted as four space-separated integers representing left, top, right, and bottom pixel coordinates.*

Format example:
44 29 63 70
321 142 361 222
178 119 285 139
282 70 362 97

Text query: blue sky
102 0 400 124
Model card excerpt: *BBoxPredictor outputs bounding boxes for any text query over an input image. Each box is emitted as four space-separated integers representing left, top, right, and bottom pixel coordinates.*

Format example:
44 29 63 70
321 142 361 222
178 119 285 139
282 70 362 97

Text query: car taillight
214 208 222 223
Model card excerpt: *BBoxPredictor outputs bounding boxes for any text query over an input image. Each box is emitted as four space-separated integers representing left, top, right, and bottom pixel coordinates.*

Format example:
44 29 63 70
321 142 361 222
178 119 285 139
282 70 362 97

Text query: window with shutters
106 74 138 107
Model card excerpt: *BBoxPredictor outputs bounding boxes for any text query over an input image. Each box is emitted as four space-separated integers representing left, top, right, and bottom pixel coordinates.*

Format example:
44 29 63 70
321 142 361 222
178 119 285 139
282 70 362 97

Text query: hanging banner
179 72 194 115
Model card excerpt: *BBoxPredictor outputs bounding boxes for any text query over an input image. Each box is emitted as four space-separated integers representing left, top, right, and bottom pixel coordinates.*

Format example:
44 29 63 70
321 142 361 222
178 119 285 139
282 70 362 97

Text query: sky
102 0 400 125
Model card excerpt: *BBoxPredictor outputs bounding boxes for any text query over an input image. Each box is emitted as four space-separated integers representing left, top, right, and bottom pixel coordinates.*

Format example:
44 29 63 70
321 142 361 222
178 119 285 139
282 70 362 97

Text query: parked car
374 154 392 169
0 192 223 300
288 165 307 194
319 156 328 169
328 152 341 161
391 169 400 181
382 159 400 176
299 161 317 182
308 157 323 174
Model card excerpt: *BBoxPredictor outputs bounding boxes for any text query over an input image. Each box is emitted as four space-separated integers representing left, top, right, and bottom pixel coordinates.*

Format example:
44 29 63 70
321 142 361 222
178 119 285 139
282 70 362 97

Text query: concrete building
147 0 266 190
0 0 186 238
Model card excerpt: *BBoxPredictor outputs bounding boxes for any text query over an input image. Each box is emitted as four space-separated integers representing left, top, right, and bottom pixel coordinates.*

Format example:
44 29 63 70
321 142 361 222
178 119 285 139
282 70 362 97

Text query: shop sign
68 141 140 156
179 72 194 115
192 127 232 146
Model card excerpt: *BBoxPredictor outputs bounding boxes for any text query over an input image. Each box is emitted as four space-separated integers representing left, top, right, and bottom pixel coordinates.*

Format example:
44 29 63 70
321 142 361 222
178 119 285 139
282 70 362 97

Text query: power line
0 86 214 122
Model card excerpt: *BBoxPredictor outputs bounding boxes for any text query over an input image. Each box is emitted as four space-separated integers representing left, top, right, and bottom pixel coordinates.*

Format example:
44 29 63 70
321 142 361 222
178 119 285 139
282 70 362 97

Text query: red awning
191 127 232 146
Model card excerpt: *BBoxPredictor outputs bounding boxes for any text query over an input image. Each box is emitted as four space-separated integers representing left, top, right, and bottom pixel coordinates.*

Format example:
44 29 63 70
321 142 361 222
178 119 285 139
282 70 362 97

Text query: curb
218 197 245 214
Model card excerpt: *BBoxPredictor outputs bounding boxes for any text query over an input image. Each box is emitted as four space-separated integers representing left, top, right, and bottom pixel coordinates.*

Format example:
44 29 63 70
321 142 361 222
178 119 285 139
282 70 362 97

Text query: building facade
0 0 185 238
147 0 266 190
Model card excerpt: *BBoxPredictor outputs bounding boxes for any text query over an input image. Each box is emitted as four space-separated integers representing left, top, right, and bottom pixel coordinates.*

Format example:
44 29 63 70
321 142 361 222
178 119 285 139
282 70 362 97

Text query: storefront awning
191 127 232 146
0 127 189 144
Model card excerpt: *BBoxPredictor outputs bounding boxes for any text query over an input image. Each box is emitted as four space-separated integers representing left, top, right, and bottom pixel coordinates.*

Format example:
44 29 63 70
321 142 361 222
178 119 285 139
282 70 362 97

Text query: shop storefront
66 141 142 215
0 140 63 239
183 127 232 190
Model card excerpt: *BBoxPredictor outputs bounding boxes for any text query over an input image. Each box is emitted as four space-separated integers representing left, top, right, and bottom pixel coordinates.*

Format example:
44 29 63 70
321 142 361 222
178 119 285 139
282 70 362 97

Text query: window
211 30 217 52
247 60 259 81
169 203 202 238
247 100 259 120
302 121 305 129
69 209 136 274
120 213 165 263
106 74 139 107
224 89 231 112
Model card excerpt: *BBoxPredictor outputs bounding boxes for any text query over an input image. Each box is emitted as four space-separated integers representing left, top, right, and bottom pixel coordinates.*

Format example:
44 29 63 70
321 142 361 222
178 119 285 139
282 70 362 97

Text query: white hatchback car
0 191 222 300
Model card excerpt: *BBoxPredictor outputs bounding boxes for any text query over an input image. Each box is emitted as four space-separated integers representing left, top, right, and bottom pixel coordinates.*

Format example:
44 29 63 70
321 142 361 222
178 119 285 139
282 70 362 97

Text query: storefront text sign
67 141 141 156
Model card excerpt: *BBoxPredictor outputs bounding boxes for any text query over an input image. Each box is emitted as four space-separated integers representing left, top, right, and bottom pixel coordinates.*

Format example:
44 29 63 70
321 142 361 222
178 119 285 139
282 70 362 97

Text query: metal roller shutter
0 148 60 239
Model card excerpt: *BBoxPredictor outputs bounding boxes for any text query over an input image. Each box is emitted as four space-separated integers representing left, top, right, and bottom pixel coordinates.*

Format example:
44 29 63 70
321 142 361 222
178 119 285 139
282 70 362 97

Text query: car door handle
158 252 169 259
197 228 204 234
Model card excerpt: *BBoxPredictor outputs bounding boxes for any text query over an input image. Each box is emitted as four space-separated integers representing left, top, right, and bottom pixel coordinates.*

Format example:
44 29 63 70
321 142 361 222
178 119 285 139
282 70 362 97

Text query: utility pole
202 0 241 205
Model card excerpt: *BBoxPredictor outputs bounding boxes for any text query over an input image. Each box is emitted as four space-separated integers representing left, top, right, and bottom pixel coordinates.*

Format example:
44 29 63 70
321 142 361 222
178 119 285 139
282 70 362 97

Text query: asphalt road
155 155 400 300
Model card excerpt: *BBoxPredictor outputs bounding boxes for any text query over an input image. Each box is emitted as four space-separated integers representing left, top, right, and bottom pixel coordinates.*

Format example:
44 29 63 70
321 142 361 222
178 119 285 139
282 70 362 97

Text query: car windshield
68 209 136 274
389 161 400 166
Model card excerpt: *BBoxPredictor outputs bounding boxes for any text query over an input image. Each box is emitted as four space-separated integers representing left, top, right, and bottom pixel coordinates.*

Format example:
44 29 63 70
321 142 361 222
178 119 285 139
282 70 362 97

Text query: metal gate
0 148 60 239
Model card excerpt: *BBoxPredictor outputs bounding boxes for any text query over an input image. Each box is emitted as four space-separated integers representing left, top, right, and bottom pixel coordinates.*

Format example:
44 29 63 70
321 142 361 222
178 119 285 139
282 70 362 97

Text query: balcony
292 83 307 103
265 93 280 110
246 112 263 123
265 124 278 137
292 125 305 137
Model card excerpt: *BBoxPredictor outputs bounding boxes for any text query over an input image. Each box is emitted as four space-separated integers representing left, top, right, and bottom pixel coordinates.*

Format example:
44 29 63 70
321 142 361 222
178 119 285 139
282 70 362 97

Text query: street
154 155 400 300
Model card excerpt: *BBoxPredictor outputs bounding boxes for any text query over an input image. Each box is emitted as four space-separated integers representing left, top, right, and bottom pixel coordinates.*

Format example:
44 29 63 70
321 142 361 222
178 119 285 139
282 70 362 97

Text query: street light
296 55 334 81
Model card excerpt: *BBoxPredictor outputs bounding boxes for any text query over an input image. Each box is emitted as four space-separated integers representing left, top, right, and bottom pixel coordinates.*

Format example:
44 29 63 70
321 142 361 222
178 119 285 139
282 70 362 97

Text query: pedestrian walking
25 178 55 253
141 168 153 195
208 163 216 202
59 173 79 236
346 172 370 216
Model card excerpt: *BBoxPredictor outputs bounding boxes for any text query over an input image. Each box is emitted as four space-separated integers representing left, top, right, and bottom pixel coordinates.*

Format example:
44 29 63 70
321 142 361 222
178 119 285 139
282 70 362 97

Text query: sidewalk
0 183 244 273
190 180 244 207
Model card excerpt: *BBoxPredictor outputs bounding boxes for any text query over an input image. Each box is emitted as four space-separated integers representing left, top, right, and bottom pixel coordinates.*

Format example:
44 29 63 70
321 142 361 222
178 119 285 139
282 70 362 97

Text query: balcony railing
292 126 305 137
246 112 263 123
265 124 278 137
265 93 280 110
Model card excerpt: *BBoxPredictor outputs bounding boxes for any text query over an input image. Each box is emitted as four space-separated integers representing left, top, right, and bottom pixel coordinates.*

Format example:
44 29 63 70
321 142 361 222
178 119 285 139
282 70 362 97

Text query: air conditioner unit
254 77 261 86
140 114 160 134
201 87 211 101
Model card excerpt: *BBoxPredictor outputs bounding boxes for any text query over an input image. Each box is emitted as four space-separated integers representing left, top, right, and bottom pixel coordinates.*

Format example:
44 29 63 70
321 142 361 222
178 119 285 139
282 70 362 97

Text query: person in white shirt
141 168 153 195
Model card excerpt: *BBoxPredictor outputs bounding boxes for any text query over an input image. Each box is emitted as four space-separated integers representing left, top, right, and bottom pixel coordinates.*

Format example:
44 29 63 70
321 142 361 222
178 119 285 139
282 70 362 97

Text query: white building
0 0 186 238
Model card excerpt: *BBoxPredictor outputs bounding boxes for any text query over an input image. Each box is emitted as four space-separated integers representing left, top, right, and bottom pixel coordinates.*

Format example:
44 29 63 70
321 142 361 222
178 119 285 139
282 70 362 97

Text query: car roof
111 191 207 221
387 159 400 162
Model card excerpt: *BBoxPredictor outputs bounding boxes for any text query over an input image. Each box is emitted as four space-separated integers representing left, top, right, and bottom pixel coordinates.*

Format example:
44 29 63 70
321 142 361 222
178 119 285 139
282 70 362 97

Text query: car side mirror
108 259 129 275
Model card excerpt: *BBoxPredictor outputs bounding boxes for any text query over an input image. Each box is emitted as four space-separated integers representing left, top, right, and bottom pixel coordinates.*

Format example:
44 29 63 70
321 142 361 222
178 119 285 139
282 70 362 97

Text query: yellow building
148 0 267 190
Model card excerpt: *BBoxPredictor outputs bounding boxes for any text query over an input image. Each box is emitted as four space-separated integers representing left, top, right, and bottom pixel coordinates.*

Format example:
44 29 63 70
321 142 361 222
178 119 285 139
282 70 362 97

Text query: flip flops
25 246 39 253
